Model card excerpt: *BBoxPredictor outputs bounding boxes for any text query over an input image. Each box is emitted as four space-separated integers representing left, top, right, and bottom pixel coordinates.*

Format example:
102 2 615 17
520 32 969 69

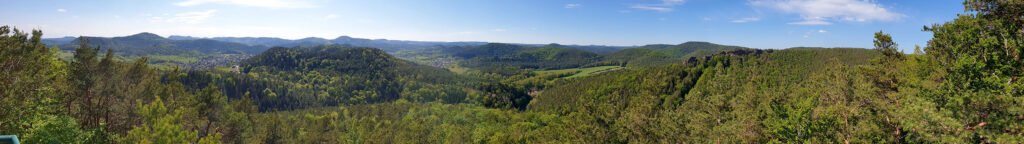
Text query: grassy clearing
214 66 236 72
447 65 470 74
535 66 620 78
55 50 200 65
142 55 199 63
54 50 75 60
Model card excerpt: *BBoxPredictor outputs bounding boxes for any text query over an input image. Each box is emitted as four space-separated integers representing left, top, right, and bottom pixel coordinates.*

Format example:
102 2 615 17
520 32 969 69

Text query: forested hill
39 33 745 60
451 43 604 70
592 41 749 67
524 47 884 142
49 32 269 56
393 41 748 74
460 41 748 69
532 48 876 111
520 43 627 54
598 48 677 67
40 36 76 45
637 41 749 58
175 45 483 110
47 33 626 56
240 45 472 85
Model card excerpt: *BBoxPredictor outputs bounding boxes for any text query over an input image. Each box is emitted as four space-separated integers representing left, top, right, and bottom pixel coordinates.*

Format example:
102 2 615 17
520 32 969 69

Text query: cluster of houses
427 58 456 68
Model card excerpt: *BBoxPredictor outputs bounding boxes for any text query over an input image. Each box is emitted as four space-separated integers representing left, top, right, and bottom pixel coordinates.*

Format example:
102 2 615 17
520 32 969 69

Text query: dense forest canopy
1 0 1023 143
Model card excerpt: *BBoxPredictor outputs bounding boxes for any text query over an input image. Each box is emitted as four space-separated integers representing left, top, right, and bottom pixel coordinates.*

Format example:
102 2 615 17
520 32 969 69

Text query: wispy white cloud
730 17 760 23
662 0 686 5
491 29 507 32
151 10 217 24
56 9 67 13
631 5 673 12
456 31 478 35
802 29 827 38
325 14 339 19
751 0 903 25
788 18 831 25
631 0 686 12
175 0 315 9
565 4 581 8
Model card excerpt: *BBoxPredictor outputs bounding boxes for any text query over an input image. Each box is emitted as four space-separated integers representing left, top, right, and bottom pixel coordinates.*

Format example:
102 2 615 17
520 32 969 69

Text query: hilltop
51 32 269 56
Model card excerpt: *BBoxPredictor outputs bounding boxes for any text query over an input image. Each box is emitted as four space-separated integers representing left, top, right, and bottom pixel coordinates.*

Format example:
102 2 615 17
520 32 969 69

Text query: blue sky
1 0 965 52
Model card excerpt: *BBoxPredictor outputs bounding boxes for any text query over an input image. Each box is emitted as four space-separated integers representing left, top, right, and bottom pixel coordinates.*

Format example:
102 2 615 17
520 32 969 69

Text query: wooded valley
2 0 1024 143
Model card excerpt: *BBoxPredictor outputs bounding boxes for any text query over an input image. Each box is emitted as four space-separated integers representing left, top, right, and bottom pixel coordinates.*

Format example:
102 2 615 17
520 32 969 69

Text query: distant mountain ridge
166 35 632 53
45 32 635 55
42 32 762 59
596 41 751 67
48 32 269 56
41 36 77 45
636 41 750 58
168 35 488 52
402 41 752 70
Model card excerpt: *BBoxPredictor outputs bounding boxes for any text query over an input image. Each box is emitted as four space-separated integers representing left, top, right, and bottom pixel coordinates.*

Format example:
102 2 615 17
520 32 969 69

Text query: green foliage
457 43 603 70
173 45 480 111
397 41 741 79
453 43 529 58
534 66 620 79
596 48 678 67
243 102 578 143
124 97 199 144
477 83 532 110
124 96 223 144
892 2 1024 142
4 1 1024 143
0 25 90 143
531 48 879 143
2 26 254 144
641 41 749 58
21 115 97 144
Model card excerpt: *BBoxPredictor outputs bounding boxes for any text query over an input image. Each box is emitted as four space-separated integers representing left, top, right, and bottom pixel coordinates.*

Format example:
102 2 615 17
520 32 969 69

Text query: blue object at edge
0 135 19 144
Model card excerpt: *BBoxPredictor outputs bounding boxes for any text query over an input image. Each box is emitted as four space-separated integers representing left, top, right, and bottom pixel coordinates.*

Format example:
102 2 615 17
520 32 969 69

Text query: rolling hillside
169 35 488 52
51 32 269 56
174 45 488 111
